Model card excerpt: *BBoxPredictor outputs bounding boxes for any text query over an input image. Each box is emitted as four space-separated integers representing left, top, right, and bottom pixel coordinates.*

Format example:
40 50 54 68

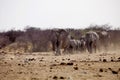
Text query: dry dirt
0 51 120 80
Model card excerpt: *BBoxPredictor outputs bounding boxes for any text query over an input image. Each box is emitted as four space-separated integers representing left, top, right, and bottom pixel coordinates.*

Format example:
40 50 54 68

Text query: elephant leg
56 48 61 55
94 41 98 53
56 40 62 55
77 45 80 51
97 42 100 52
94 42 97 53
63 45 69 54
86 42 90 53
81 44 85 52
52 44 56 55
70 45 74 53
69 45 73 54
54 41 60 56
52 43 56 51
55 47 61 56
95 45 97 53
52 42 58 55
55 46 61 56
89 42 93 53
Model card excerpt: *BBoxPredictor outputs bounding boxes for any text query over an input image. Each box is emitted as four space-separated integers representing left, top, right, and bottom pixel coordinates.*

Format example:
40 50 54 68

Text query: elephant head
50 29 69 55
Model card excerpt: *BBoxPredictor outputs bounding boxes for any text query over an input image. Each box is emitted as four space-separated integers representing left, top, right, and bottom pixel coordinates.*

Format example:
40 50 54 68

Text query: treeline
0 24 120 52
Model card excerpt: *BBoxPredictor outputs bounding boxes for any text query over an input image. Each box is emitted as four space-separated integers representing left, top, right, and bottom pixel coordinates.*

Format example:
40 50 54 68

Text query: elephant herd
50 29 109 56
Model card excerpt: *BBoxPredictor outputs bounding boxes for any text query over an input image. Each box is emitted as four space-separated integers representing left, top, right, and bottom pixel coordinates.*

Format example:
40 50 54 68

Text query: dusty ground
0 51 120 80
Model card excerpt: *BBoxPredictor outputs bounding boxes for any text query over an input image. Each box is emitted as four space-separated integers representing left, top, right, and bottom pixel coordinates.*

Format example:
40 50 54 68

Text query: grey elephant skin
85 31 99 53
50 29 70 55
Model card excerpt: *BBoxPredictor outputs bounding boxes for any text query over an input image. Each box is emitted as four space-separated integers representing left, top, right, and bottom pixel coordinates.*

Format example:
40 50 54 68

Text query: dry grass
0 49 120 80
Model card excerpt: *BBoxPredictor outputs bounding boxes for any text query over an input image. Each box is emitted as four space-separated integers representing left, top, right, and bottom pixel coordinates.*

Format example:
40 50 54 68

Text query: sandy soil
0 51 120 80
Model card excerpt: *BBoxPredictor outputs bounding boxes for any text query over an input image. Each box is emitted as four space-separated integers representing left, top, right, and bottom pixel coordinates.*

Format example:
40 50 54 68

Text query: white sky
0 0 120 31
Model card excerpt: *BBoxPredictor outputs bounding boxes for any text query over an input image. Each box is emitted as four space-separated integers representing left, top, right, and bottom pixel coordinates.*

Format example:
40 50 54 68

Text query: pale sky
0 0 120 31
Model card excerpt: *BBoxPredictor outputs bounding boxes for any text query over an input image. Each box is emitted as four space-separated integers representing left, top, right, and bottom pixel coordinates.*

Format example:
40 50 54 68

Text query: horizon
0 24 119 32
0 0 120 31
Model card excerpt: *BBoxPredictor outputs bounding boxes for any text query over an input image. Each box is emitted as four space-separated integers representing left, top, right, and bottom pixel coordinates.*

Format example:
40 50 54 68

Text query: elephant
79 35 86 52
66 38 85 53
85 31 99 53
96 31 110 50
50 29 70 55
75 40 82 50
67 39 78 52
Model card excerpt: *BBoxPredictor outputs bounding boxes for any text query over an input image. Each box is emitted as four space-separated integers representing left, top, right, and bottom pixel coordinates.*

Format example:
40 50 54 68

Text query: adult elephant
85 31 99 53
96 31 110 50
50 29 70 55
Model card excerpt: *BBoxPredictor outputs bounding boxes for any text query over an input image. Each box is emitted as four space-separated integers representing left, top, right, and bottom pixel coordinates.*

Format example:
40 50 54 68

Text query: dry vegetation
0 52 120 80
0 24 120 80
